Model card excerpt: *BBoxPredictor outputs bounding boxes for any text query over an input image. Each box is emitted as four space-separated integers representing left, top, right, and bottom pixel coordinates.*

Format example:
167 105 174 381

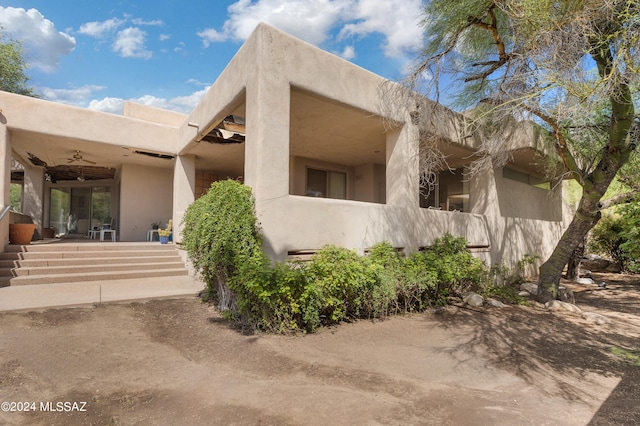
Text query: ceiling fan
67 150 96 165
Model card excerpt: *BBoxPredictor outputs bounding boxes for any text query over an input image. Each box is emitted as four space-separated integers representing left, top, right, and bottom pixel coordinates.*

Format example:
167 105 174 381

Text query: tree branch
599 191 638 210
518 103 584 179
465 6 511 82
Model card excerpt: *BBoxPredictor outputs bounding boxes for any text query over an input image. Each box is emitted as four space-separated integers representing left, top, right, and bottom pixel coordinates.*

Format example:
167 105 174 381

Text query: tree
393 0 639 302
0 28 36 96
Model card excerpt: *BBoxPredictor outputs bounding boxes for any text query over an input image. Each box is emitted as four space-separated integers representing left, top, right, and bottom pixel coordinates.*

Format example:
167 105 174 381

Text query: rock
576 277 595 285
558 286 575 304
463 292 484 307
597 281 607 288
579 269 592 278
582 312 611 325
487 298 507 308
520 282 538 295
582 257 611 272
518 291 531 297
605 262 621 273
545 300 582 313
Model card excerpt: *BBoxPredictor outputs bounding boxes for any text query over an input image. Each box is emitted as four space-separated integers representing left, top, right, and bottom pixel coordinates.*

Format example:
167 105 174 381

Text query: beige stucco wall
0 126 10 247
257 195 491 262
0 92 178 154
471 167 568 268
123 101 187 127
119 164 173 241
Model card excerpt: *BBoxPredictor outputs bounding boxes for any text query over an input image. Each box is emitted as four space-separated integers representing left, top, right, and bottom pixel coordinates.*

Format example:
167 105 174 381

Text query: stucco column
0 125 10 247
23 165 44 234
173 154 195 243
0 126 9 208
385 120 419 207
243 73 290 201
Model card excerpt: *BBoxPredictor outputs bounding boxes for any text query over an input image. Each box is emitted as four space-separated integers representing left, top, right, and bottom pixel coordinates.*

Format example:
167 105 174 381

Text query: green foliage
589 200 640 273
482 254 539 306
0 30 36 97
181 180 266 312
589 214 625 268
609 346 640 367
10 183 21 211
183 189 490 333
618 202 640 273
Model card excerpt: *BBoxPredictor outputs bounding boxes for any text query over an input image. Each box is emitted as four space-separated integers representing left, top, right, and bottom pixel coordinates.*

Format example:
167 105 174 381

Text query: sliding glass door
49 187 112 236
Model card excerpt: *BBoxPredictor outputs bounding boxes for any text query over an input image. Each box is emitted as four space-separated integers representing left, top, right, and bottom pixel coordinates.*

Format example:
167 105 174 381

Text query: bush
181 180 266 313
589 202 640 273
182 183 491 333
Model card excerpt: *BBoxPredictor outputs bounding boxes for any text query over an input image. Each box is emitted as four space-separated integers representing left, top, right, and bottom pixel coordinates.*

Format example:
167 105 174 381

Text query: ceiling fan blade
83 159 97 165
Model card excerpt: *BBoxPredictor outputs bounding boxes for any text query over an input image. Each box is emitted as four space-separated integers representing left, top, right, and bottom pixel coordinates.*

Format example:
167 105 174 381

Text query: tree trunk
537 206 597 302
537 152 629 302
566 238 586 281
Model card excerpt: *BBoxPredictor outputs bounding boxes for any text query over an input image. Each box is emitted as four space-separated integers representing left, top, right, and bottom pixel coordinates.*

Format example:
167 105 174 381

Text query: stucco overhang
1 92 180 177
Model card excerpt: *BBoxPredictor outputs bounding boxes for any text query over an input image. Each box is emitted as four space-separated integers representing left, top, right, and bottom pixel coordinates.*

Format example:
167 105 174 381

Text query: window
306 168 347 199
420 168 469 212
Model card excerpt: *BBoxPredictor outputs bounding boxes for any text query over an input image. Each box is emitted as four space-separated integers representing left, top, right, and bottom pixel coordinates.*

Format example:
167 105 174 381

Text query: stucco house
0 23 570 268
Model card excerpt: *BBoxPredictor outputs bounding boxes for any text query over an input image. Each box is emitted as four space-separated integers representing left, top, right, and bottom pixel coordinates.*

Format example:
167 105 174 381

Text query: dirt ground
0 273 638 426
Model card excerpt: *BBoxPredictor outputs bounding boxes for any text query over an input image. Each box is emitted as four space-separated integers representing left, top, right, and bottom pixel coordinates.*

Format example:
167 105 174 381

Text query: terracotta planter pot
9 223 37 245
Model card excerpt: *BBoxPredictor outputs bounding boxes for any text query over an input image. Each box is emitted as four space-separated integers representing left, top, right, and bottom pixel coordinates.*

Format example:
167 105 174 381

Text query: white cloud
159 34 171 41
186 78 211 87
113 27 152 59
339 0 423 57
88 97 125 114
196 28 228 47
88 89 208 115
78 17 125 38
0 7 75 73
39 85 105 106
199 0 350 46
340 45 356 60
132 18 163 26
196 0 423 59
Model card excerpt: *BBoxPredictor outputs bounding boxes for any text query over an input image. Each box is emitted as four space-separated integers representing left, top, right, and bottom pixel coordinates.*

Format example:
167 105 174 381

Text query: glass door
49 187 112 236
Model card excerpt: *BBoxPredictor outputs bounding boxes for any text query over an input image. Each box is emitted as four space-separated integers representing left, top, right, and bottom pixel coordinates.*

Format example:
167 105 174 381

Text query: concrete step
0 249 182 261
8 268 189 286
3 242 177 253
1 242 190 288
10 261 187 277
0 254 182 268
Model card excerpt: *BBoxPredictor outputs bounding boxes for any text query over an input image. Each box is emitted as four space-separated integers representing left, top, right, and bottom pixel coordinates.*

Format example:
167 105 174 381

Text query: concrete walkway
0 275 205 312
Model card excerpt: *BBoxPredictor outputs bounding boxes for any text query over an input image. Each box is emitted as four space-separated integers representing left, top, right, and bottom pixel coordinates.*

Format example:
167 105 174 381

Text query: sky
0 0 425 115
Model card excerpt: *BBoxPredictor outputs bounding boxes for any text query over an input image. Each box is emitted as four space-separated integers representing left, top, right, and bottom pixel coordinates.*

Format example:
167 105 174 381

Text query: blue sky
0 0 425 114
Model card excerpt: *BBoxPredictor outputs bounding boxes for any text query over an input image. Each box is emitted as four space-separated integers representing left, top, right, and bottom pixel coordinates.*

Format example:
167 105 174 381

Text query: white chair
146 229 159 241
100 229 116 242
100 219 116 242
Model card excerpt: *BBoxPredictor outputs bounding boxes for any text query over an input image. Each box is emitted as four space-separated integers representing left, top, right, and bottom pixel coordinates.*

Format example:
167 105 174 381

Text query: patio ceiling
9 128 177 182
186 89 389 178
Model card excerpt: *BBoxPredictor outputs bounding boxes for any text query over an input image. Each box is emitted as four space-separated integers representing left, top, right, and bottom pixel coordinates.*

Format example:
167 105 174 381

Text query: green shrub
181 180 266 313
589 214 625 268
419 233 488 301
182 185 491 333
589 203 640 273
304 246 379 326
